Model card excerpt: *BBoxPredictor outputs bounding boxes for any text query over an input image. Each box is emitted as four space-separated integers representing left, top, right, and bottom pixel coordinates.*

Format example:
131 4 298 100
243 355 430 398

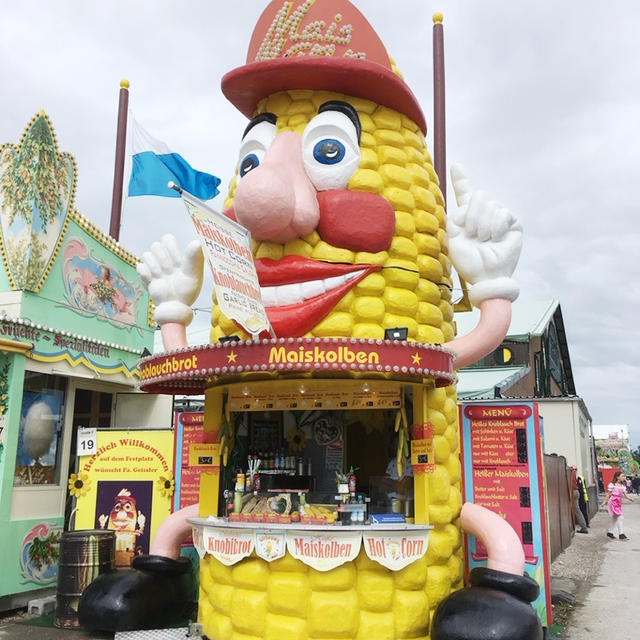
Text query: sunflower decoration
68 471 91 497
156 472 175 498
287 427 307 452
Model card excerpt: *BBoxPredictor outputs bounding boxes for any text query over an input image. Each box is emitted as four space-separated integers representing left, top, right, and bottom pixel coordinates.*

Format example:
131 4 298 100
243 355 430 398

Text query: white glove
447 164 523 307
137 234 204 326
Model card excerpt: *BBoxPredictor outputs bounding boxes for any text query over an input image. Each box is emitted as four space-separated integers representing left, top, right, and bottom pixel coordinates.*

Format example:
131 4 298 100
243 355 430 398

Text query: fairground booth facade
0 112 158 608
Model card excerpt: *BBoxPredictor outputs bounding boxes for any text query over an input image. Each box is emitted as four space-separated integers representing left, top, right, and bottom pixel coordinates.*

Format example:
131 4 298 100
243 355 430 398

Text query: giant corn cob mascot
80 2 541 638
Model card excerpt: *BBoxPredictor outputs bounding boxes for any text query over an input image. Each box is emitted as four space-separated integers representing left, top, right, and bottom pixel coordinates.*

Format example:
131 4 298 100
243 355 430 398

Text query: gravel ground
549 506 610 636
551 507 608 588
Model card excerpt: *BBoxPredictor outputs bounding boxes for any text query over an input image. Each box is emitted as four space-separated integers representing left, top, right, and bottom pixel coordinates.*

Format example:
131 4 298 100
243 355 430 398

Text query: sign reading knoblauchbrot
202 527 254 566
363 530 430 571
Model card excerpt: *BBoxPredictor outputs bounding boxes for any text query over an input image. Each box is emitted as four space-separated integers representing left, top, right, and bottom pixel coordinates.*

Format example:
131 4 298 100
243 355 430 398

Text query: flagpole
109 79 130 241
432 12 447 210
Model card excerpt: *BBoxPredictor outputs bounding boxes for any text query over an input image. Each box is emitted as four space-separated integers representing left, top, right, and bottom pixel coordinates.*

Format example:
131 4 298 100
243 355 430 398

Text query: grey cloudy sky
2 1 639 446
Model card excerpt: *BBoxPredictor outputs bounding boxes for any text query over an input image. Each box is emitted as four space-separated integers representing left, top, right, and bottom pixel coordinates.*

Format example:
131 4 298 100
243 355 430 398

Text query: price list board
228 381 402 412
460 402 552 627
174 412 207 512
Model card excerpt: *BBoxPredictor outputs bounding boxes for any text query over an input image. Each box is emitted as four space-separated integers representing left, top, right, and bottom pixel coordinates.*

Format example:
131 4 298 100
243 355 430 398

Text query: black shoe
432 567 542 640
78 554 194 632
607 532 616 539
577 528 588 534
619 534 629 541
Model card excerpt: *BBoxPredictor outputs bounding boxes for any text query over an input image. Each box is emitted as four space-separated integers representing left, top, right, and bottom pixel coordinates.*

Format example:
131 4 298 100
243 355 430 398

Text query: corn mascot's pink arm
432 502 542 640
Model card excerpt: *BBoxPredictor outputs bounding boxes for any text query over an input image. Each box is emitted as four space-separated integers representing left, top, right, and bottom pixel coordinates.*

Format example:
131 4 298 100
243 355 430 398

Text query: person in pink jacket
602 470 635 540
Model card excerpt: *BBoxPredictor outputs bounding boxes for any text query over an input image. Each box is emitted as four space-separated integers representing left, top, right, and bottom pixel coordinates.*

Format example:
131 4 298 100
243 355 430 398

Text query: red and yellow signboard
139 337 455 395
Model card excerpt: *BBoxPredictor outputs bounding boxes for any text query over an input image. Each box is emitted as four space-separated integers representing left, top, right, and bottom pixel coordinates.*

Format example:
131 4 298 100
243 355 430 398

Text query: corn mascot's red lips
255 255 380 336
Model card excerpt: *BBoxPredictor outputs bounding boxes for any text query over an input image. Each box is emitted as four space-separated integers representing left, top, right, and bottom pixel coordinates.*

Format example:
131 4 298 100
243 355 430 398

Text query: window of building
548 323 563 384
13 372 67 486
72 389 113 428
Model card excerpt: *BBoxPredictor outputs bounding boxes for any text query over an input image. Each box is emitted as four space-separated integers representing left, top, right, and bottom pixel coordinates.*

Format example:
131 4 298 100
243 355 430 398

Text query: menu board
174 412 206 512
460 402 552 627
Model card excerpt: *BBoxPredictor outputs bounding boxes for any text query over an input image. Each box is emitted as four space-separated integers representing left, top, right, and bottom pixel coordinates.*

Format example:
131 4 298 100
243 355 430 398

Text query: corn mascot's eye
302 103 361 191
237 116 277 179
313 139 346 165
239 153 260 177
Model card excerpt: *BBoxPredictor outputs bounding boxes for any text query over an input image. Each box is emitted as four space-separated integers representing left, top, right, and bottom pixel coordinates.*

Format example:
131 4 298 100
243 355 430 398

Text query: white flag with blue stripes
128 118 220 200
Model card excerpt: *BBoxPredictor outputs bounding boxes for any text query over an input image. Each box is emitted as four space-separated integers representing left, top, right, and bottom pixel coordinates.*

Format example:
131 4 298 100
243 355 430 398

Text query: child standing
601 471 634 540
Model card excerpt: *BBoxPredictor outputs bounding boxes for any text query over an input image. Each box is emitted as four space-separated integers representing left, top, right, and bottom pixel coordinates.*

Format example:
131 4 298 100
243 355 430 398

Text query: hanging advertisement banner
286 530 361 572
73 429 174 567
182 194 271 336
460 402 553 627
254 530 287 562
362 530 430 571
202 527 254 566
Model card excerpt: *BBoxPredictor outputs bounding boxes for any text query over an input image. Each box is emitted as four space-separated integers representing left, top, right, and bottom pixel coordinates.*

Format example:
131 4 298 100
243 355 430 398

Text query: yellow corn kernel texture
212 90 454 348
200 541 465 640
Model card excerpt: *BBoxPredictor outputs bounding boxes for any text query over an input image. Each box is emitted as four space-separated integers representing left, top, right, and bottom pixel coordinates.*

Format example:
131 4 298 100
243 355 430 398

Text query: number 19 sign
76 427 97 456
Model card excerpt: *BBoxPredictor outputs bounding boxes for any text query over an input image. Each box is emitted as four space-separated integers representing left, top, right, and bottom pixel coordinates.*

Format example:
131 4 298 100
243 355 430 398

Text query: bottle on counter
233 473 244 513
356 494 365 523
348 466 357 493
224 490 233 516
233 491 243 514
297 457 305 476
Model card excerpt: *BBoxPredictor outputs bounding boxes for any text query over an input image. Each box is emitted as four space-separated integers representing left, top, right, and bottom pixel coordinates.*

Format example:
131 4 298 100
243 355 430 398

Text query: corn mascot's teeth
203 2 463 639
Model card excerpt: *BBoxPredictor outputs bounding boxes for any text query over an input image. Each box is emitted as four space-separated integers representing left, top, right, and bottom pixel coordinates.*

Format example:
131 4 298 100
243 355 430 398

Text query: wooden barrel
54 529 115 628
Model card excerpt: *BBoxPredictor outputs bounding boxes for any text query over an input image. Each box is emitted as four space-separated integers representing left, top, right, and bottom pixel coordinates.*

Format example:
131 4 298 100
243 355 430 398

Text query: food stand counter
190 517 435 640
140 337 460 640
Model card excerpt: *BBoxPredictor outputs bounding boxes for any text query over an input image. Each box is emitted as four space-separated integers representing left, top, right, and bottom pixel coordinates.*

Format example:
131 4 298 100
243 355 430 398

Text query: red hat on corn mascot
222 0 426 133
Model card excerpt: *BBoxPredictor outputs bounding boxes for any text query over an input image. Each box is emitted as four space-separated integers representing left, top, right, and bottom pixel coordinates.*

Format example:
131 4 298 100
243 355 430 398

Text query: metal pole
109 79 130 241
433 12 446 209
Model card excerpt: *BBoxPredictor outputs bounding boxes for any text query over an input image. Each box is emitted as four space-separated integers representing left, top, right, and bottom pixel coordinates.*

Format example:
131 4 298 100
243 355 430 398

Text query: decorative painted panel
0 112 75 291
